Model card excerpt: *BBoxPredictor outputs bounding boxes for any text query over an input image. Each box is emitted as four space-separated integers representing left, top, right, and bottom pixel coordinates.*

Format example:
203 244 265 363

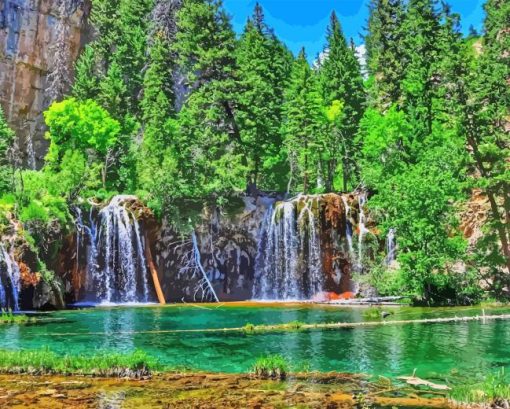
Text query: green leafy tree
44 98 120 191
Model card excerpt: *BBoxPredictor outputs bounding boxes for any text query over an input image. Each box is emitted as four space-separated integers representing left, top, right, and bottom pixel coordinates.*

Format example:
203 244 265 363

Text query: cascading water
357 192 369 272
74 196 152 304
0 245 20 311
341 195 354 258
385 228 396 265
253 195 323 300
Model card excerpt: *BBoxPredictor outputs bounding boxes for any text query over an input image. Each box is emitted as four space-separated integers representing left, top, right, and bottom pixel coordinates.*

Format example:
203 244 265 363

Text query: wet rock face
0 0 90 167
154 193 363 302
155 196 267 302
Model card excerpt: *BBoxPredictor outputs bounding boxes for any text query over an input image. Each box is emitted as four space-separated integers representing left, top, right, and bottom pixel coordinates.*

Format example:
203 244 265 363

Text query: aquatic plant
251 355 289 380
243 323 256 333
449 368 510 406
243 320 305 333
0 310 34 324
0 348 162 378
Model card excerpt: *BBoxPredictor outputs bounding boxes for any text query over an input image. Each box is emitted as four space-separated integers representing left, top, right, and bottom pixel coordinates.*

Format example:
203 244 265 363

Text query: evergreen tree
364 0 406 108
236 3 293 191
173 0 246 199
137 0 180 200
282 49 325 194
400 0 440 143
463 0 510 275
72 46 100 101
318 12 365 191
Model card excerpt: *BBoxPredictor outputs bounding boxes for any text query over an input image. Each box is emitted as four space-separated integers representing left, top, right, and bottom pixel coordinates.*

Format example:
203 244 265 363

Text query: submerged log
397 376 450 391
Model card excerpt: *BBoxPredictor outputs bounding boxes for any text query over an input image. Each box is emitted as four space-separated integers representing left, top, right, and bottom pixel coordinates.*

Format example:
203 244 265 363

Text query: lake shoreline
0 372 458 409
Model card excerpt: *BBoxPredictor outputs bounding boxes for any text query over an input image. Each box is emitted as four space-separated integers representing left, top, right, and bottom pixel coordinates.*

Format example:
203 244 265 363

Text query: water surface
2 304 510 379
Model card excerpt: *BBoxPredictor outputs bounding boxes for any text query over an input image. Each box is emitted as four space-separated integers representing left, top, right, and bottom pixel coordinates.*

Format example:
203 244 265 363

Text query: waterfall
0 278 5 308
385 228 396 265
298 197 322 296
357 192 369 272
341 195 354 258
75 196 151 304
253 195 323 300
25 130 36 170
0 245 20 311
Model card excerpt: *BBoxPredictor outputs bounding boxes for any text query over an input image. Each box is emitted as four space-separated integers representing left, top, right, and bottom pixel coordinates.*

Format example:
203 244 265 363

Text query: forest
0 0 508 305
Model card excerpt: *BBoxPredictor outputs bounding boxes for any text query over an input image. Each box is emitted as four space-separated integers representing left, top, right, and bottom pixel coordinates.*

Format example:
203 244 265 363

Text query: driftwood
398 375 450 391
145 235 166 305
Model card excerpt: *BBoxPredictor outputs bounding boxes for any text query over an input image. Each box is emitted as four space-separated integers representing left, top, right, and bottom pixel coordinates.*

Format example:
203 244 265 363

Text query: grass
0 348 163 378
243 320 305 333
0 310 35 324
449 368 510 405
362 308 394 321
251 354 289 380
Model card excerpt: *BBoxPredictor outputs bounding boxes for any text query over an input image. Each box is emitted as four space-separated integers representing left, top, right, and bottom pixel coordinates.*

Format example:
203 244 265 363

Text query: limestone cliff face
0 0 90 167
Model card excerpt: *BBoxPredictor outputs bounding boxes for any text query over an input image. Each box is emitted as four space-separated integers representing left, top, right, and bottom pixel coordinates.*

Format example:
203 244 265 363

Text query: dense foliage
0 0 507 303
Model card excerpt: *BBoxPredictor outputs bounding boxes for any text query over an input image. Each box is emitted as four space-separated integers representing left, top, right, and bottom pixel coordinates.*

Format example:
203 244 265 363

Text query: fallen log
145 235 166 305
44 312 510 337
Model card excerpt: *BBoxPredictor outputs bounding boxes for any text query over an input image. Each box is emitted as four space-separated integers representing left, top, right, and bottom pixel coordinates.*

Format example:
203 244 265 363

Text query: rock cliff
0 0 90 167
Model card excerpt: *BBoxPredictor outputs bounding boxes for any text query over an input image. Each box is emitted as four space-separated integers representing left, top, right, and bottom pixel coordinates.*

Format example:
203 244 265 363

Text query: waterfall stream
386 228 396 265
0 245 20 311
253 195 323 300
75 196 152 304
357 192 369 272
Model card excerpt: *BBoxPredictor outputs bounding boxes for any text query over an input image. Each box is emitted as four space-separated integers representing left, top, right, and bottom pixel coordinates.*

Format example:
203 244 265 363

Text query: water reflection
0 305 509 378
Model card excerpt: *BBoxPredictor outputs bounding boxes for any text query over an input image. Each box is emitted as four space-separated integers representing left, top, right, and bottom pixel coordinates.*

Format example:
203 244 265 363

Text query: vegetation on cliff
0 0 507 304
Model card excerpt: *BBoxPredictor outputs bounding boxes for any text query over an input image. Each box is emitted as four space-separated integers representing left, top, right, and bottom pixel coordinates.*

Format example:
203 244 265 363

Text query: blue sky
223 0 486 60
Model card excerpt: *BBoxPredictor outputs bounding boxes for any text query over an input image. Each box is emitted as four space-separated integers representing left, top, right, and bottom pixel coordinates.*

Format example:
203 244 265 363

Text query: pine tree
400 0 441 145
173 0 247 198
463 0 510 275
364 0 406 108
282 49 325 194
236 3 293 191
72 46 100 100
317 12 365 191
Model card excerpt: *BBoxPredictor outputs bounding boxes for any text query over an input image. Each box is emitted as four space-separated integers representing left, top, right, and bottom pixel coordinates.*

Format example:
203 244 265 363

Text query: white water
0 245 20 310
357 191 369 272
254 196 323 300
341 195 354 258
386 228 396 265
75 196 151 303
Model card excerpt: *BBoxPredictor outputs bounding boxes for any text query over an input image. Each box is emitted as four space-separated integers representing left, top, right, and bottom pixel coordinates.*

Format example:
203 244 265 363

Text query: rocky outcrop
0 0 90 167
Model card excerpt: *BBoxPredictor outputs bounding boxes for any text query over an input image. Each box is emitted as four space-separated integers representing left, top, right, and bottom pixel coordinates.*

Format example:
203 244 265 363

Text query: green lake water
1 304 510 379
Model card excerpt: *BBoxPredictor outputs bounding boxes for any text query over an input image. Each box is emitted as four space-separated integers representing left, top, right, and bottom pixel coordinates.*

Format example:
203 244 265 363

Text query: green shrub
20 201 49 223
